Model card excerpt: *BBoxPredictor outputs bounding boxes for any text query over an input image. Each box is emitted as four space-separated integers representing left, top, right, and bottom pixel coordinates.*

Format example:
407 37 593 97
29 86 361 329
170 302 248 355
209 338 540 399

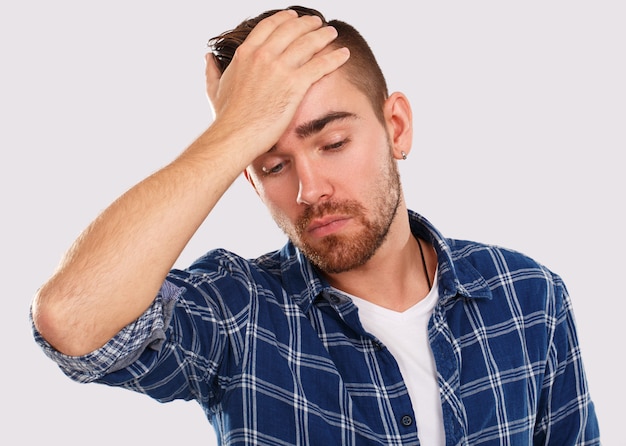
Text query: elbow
31 284 98 357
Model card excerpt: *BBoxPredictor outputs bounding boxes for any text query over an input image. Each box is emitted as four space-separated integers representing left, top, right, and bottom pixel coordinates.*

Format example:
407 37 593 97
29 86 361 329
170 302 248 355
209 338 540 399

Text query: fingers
254 13 325 57
300 46 351 85
242 9 299 47
235 12 348 89
280 24 340 68
240 12 335 69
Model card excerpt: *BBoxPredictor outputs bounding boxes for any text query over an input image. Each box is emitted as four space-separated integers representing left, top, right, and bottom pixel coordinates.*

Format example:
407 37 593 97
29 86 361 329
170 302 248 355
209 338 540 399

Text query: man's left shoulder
450 238 548 271
447 238 562 294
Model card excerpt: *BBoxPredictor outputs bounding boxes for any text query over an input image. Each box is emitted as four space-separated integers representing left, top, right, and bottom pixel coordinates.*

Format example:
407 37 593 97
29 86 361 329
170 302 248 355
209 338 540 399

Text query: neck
323 208 435 312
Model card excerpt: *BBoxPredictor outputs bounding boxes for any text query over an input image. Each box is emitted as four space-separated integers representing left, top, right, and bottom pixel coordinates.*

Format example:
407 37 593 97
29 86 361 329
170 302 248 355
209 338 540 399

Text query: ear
205 53 221 117
383 92 413 160
243 168 261 197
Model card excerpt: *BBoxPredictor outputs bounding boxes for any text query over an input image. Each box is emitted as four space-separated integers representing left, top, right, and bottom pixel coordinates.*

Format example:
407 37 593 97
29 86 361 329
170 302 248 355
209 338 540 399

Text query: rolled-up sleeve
30 280 184 383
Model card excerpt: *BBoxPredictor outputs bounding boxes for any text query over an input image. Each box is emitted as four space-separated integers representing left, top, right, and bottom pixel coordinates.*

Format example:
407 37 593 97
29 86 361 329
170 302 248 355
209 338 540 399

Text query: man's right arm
31 10 349 357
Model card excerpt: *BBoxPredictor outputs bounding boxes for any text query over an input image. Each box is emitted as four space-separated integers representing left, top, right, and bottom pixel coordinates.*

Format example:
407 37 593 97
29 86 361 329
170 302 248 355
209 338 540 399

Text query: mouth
307 215 352 238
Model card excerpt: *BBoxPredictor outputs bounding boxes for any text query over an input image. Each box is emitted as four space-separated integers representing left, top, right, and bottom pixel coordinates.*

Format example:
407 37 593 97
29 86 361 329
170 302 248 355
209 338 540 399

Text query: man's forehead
290 71 370 125
298 67 365 108
264 70 374 153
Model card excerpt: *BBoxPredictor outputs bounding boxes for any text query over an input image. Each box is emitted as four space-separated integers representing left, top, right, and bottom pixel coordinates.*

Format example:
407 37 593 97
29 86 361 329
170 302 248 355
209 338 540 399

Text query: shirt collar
278 210 493 313
407 210 493 302
277 242 328 313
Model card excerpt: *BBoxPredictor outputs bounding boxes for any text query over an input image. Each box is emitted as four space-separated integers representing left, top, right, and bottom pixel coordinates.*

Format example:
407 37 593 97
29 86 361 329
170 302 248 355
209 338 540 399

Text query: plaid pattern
33 211 599 445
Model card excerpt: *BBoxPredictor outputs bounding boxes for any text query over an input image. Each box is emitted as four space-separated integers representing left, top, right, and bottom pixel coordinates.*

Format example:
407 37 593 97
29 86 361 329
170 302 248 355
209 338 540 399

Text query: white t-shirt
340 272 445 445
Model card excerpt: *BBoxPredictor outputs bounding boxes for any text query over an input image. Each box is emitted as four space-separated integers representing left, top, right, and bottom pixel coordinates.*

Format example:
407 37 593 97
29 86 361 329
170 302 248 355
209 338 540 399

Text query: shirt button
329 295 341 304
401 415 413 427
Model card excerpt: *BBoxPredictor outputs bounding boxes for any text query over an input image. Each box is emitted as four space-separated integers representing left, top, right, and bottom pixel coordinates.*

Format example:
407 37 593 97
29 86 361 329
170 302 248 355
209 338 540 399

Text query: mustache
295 200 366 234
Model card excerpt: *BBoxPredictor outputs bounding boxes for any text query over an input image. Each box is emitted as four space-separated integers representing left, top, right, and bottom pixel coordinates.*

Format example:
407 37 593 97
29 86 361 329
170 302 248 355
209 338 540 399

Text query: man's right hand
204 10 350 161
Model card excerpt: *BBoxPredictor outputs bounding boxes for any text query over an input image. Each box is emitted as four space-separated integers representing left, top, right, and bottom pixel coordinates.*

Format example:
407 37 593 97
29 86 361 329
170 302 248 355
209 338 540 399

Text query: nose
295 158 333 206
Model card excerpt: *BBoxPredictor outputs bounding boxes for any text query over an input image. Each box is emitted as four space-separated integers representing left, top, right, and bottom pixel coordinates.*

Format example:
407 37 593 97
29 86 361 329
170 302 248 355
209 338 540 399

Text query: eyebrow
266 111 358 153
295 111 357 139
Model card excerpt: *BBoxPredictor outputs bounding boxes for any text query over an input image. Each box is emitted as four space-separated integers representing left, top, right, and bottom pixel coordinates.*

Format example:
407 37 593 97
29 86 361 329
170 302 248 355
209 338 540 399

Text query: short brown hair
208 5 389 122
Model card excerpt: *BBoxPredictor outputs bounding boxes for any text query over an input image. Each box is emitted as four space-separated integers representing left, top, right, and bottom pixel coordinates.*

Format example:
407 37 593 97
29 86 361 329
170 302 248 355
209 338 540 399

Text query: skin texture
247 73 402 274
31 10 435 357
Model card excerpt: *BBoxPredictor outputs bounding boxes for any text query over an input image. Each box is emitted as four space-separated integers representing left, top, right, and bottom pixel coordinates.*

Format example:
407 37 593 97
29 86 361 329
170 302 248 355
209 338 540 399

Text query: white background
2 1 623 444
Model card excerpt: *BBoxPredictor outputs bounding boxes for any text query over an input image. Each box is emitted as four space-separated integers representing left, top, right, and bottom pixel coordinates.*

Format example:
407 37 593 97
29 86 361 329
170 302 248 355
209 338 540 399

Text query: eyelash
261 138 350 177
323 138 349 151
261 163 286 176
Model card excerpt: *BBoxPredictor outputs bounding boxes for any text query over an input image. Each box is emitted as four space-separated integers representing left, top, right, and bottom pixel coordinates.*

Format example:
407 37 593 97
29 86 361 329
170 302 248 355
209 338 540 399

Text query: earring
401 151 407 160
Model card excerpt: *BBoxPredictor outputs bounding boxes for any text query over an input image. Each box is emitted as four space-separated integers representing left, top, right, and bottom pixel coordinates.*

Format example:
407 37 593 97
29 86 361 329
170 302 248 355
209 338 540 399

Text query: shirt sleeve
533 277 600 444
32 249 261 407
30 279 183 383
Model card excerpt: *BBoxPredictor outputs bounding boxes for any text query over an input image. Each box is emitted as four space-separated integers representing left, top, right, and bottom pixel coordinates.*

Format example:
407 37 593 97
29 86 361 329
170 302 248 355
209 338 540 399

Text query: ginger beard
272 149 402 274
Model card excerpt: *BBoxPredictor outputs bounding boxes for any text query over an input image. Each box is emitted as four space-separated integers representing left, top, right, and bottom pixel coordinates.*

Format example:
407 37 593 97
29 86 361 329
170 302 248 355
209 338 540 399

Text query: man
31 5 599 445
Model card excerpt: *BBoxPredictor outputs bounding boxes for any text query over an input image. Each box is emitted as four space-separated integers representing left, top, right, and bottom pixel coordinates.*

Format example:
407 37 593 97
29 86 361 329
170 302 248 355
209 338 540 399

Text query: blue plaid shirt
34 211 599 445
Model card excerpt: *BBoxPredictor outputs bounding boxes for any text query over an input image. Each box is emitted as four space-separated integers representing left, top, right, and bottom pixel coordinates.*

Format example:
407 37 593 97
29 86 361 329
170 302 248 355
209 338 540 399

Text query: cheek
264 193 300 234
249 169 291 203
257 178 299 215
349 143 391 184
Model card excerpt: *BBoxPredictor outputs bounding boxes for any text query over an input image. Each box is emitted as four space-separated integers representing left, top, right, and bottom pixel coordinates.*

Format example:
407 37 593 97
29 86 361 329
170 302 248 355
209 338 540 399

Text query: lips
307 215 352 238
296 200 365 239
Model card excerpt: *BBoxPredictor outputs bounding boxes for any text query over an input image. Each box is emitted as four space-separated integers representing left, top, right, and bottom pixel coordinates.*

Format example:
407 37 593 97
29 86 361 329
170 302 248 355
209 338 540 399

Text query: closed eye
323 138 349 151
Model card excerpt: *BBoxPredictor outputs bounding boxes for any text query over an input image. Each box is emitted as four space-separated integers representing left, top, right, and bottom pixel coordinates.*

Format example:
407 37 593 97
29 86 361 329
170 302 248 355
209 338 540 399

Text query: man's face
247 71 402 274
